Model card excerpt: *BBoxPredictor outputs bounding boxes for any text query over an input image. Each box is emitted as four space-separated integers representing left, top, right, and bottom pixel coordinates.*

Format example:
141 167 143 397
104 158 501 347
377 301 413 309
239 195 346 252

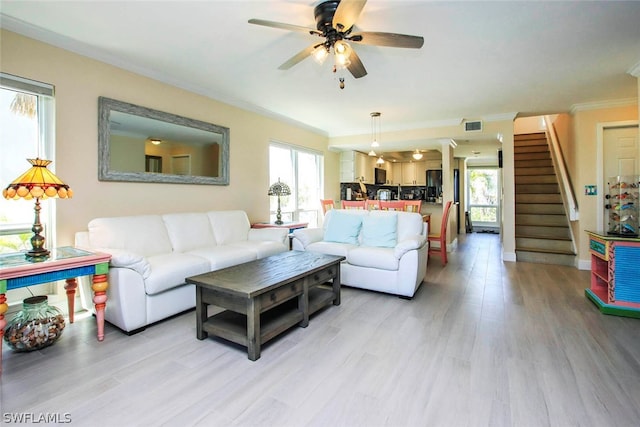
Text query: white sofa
75 210 288 333
291 209 428 298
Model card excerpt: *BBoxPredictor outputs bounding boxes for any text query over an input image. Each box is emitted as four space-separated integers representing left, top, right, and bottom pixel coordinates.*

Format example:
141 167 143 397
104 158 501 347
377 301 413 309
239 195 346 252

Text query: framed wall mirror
98 97 230 185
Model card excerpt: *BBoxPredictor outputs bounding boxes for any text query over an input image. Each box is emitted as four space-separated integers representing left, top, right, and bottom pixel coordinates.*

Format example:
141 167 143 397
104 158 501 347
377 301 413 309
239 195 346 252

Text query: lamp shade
268 179 291 197
3 158 73 200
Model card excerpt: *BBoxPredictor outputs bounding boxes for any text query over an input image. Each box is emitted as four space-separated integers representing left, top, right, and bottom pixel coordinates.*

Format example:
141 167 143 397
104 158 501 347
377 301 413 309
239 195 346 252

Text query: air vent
464 120 482 132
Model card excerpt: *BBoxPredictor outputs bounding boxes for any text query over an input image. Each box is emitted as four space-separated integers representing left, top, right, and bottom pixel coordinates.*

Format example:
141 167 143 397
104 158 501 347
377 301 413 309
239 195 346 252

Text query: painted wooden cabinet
401 161 426 185
391 163 402 185
585 231 640 318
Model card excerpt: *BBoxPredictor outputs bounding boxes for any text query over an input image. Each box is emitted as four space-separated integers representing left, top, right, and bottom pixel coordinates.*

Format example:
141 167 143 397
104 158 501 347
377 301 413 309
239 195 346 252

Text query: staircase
514 133 576 266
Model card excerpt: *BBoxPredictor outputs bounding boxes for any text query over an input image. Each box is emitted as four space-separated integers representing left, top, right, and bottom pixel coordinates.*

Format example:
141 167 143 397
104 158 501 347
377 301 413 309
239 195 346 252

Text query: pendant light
370 112 381 148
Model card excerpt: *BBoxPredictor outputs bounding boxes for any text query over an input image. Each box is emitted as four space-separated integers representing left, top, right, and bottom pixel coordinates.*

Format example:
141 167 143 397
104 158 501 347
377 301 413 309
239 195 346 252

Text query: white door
604 125 639 179
603 125 639 229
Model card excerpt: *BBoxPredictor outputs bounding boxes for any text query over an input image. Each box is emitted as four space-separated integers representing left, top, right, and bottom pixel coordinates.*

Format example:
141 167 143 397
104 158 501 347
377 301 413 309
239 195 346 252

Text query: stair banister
544 115 579 221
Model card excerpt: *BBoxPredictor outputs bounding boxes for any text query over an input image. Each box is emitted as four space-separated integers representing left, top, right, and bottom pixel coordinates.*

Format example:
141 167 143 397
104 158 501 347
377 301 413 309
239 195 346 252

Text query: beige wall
571 103 638 266
1 30 338 246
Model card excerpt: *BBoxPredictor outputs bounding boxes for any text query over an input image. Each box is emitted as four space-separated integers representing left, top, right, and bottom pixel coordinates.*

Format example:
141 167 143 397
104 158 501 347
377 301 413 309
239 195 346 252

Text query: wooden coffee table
186 250 344 360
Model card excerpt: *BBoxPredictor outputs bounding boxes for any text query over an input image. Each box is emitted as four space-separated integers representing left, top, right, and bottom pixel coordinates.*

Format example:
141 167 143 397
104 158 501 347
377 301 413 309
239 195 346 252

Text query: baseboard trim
577 259 591 270
502 251 517 262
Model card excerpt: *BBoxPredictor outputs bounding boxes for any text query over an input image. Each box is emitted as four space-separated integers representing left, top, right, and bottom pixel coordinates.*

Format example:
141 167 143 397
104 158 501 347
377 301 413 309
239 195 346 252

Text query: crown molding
628 59 640 77
570 98 638 114
0 15 329 137
481 112 518 122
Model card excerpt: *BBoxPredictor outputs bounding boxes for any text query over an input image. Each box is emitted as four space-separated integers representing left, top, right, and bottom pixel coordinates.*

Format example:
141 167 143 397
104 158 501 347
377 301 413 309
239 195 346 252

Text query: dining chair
365 200 381 210
341 200 366 209
380 201 406 211
403 200 422 213
428 201 453 265
320 199 335 214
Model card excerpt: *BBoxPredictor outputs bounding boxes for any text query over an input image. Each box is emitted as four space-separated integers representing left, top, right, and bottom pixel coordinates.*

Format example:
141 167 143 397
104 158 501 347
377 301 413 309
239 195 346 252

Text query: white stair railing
544 115 579 221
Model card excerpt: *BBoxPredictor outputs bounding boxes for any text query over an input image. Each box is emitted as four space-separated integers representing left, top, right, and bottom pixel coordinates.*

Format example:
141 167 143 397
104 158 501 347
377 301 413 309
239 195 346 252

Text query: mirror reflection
98 97 229 185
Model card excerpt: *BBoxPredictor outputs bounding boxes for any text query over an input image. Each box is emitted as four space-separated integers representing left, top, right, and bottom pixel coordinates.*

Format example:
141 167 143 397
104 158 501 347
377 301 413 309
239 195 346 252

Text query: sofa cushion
163 213 216 252
387 211 424 241
187 246 257 270
305 241 357 258
207 210 250 245
227 241 286 258
144 253 210 295
361 213 397 248
324 210 363 245
347 246 399 271
88 215 172 257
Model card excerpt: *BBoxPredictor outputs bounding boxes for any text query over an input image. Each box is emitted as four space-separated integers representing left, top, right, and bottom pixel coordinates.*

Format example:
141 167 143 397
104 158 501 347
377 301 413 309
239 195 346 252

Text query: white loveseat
291 209 428 298
75 210 288 333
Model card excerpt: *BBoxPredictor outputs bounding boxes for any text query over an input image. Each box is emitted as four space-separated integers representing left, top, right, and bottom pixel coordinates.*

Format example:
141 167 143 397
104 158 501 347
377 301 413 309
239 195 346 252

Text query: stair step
516 166 555 176
516 250 576 266
514 144 549 153
514 152 551 161
515 159 553 168
516 237 575 253
516 225 572 239
515 175 558 184
514 133 547 143
516 214 568 226
516 193 563 203
516 203 566 215
516 184 560 194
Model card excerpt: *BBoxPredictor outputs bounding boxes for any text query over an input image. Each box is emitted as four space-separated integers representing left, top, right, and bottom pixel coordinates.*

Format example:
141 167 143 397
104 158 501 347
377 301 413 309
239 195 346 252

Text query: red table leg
0 293 7 375
64 278 77 323
92 273 108 341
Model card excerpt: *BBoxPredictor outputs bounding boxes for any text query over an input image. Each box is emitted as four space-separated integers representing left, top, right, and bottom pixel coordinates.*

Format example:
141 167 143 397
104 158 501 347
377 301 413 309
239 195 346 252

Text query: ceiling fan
248 0 424 81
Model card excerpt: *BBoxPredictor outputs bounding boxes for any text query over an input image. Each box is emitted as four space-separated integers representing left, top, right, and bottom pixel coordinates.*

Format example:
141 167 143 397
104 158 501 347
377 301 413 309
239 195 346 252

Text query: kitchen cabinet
401 161 426 185
340 151 377 183
391 163 402 185
355 152 375 184
424 159 442 169
340 151 356 182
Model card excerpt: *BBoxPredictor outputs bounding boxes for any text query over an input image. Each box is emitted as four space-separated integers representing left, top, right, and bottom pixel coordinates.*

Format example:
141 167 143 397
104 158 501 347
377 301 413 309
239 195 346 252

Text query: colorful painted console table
585 231 640 318
0 246 111 374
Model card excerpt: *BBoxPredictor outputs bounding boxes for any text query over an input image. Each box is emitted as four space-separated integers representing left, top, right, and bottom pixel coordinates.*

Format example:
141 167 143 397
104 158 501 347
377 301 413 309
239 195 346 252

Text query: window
467 168 500 231
269 143 324 228
0 73 56 254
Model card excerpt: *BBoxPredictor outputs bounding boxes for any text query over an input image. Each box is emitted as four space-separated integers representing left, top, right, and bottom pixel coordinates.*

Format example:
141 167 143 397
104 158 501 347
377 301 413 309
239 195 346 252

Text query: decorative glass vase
4 295 66 352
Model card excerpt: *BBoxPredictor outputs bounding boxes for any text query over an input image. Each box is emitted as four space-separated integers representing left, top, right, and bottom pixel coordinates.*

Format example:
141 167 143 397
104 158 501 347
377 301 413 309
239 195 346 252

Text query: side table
0 246 111 375
251 221 308 249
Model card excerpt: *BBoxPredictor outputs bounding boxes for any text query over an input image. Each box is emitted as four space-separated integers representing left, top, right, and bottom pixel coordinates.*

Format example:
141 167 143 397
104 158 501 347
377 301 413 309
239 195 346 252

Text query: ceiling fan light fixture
312 45 329 65
334 40 351 69
412 150 423 160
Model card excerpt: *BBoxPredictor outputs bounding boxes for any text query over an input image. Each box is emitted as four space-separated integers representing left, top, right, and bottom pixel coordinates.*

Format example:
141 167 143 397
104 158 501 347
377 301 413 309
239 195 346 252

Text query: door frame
596 120 639 230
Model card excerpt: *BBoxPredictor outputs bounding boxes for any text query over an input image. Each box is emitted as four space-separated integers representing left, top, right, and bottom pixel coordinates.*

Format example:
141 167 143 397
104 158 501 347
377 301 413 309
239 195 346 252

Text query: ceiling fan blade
278 44 319 70
347 49 367 79
352 31 424 48
333 0 367 32
248 19 318 35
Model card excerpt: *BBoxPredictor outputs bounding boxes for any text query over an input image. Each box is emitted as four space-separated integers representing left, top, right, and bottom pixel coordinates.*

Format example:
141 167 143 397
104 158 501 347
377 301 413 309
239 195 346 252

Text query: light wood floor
2 233 639 427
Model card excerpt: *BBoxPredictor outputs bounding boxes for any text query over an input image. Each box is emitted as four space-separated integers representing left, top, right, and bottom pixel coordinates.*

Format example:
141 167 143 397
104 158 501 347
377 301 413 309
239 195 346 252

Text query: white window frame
269 142 324 227
1 73 57 305
466 167 501 230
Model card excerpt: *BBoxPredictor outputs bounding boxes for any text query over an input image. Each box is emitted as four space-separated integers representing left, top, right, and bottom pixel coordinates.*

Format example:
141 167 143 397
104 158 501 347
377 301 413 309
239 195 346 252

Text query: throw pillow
361 213 398 248
324 211 363 245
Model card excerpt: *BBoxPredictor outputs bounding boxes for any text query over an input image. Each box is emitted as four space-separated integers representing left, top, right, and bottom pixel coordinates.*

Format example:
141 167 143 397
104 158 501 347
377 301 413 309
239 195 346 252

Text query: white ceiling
1 0 639 162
